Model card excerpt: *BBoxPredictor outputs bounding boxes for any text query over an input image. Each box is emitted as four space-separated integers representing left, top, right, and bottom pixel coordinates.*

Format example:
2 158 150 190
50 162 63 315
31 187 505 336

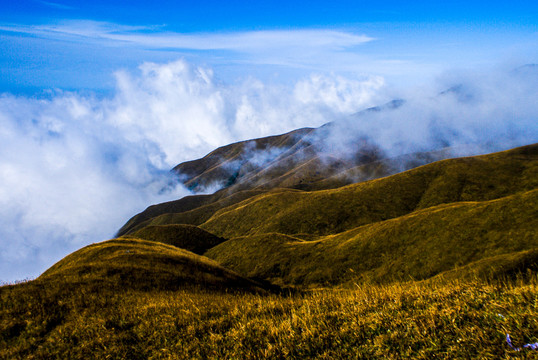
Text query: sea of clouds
0 59 387 282
1 60 537 283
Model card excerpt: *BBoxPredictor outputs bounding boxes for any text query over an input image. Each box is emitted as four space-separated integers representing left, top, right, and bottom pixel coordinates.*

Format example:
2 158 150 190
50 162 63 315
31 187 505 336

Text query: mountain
118 107 455 236
116 142 537 287
168 99 441 196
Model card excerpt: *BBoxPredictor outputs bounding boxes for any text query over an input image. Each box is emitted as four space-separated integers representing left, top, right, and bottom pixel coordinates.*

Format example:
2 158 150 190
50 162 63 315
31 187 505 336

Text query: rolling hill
39 237 267 293
115 142 538 287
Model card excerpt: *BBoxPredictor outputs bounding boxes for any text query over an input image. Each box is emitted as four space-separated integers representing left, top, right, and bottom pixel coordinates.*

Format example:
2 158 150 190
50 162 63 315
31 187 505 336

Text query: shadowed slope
129 224 225 255
432 248 538 283
39 238 266 292
119 189 266 236
117 194 214 236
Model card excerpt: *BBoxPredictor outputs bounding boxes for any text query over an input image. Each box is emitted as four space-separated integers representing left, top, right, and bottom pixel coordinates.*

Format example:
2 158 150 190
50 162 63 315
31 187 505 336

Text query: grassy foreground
2 278 537 359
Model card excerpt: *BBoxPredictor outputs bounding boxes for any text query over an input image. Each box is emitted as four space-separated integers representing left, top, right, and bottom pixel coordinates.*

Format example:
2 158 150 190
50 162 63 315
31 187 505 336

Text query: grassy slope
200 144 538 239
117 194 214 236
205 189 538 286
173 127 315 191
39 238 266 293
122 189 267 235
2 279 537 359
307 148 453 191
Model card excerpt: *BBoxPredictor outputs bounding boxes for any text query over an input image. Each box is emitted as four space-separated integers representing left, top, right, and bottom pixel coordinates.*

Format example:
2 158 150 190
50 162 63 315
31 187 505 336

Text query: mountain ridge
115 142 538 288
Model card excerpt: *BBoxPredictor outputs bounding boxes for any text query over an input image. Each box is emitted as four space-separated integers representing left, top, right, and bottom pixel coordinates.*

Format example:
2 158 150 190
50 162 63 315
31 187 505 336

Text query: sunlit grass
205 189 538 286
2 278 537 359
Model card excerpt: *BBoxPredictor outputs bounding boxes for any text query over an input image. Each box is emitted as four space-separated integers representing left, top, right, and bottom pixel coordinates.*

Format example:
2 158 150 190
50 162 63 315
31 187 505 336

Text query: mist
1 59 537 283
320 65 538 161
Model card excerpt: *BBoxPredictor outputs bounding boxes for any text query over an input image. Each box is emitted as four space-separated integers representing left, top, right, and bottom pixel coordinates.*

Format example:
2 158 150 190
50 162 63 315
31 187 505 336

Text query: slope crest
40 238 266 292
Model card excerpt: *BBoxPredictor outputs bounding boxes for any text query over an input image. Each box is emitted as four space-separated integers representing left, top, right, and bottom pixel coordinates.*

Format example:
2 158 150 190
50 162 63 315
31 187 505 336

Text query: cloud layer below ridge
0 59 386 282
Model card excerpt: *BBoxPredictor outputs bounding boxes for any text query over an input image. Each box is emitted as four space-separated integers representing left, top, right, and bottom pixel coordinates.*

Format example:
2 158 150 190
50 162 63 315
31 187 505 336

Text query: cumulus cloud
0 59 385 283
0 91 188 283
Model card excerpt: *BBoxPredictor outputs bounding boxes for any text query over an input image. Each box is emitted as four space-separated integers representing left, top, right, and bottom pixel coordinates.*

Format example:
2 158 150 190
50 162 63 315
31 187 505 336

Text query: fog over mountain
1 60 537 282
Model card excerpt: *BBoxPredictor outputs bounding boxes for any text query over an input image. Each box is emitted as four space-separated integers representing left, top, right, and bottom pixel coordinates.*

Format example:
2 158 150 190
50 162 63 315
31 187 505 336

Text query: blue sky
1 0 537 94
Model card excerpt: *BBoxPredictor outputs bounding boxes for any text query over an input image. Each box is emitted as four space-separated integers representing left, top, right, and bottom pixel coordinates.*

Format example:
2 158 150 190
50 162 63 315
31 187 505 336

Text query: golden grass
205 189 538 286
200 144 538 239
39 238 266 293
2 278 537 359
119 144 537 240
3 144 536 358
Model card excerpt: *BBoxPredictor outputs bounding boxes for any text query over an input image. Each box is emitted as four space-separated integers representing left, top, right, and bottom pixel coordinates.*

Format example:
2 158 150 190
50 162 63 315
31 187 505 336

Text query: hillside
129 224 226 255
121 143 537 287
39 238 267 293
200 144 537 238
171 100 407 194
206 189 538 286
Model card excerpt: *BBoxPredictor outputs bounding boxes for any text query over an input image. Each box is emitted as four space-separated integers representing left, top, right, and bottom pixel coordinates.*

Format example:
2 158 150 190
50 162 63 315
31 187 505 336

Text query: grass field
2 277 538 359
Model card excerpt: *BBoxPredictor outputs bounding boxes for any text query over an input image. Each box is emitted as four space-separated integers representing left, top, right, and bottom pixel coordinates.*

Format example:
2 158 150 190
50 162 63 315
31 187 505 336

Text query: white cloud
294 74 385 113
35 1 75 10
324 65 538 157
0 21 378 81
0 91 190 282
0 21 372 52
0 59 386 283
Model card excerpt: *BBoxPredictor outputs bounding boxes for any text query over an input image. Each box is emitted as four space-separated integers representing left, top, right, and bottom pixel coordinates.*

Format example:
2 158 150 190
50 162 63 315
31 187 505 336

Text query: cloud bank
0 59 385 282
325 65 538 159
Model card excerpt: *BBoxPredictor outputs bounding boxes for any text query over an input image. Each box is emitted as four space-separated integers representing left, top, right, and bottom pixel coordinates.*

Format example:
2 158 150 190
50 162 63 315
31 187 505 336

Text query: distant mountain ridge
119 99 455 236
171 99 412 195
